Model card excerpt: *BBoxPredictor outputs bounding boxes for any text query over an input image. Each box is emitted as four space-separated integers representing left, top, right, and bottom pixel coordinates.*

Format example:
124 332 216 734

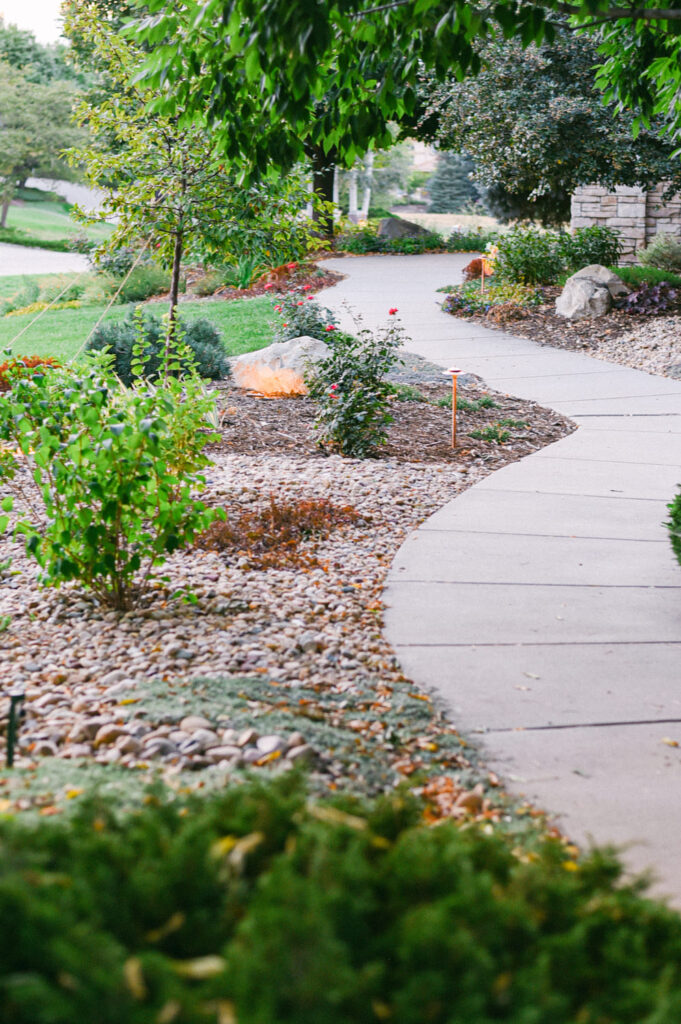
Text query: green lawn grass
2 198 113 245
2 294 274 361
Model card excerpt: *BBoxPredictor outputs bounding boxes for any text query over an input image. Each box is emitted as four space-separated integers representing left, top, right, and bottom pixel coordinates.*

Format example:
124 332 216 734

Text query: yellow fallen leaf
65 788 83 800
228 831 265 870
156 1000 181 1023
118 698 140 706
661 737 679 748
145 912 186 944
210 835 238 860
123 957 147 1000
308 805 368 830
171 955 226 980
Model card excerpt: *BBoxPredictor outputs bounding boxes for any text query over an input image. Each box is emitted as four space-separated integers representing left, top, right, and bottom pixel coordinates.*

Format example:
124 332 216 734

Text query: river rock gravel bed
0 382 574 811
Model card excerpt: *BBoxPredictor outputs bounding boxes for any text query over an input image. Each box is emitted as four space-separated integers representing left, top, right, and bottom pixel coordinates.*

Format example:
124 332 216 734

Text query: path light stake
443 367 462 447
6 686 25 768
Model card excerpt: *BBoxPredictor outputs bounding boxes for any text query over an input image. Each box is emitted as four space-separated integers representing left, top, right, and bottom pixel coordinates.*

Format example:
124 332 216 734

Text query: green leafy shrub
0 353 219 609
336 224 388 254
612 265 681 289
306 315 403 457
386 230 444 254
2 776 681 1024
92 245 152 278
494 226 621 285
37 275 85 304
0 277 40 316
116 264 179 303
192 271 224 296
442 280 541 316
639 232 681 274
493 227 565 284
446 227 498 252
87 310 230 386
336 224 446 255
667 489 681 566
271 288 338 343
560 225 622 271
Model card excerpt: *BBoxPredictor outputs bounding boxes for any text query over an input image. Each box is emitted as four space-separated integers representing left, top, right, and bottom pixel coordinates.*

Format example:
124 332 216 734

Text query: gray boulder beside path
555 264 629 320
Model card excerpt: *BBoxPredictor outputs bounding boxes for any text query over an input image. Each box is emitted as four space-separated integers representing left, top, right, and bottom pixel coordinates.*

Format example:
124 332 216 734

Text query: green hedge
0 228 73 253
2 776 681 1023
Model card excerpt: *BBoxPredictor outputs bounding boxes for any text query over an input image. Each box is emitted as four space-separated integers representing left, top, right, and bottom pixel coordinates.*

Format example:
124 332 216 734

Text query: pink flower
273 305 282 312
330 384 337 390
388 307 398 315
297 300 304 305
263 283 274 290
307 296 314 300
286 262 297 270
325 325 336 332
302 284 312 291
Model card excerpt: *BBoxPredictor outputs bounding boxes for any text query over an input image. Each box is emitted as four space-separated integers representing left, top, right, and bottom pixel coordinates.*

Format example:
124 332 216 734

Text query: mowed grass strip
1 294 275 362
3 198 113 244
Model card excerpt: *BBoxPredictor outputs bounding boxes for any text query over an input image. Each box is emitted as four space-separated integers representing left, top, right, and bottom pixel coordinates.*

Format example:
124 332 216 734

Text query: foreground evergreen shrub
2 777 681 1023
668 489 681 566
87 310 230 386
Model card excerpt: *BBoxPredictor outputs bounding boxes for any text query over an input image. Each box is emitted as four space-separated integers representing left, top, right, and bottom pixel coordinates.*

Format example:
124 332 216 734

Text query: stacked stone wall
571 184 681 263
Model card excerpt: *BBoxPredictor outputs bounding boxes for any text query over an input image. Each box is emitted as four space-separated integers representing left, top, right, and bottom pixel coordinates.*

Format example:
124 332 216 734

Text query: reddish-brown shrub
0 356 61 393
197 495 364 568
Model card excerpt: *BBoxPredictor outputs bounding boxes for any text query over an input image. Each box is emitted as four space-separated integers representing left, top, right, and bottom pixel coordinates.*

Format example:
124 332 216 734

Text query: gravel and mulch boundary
446 285 681 379
0 357 573 832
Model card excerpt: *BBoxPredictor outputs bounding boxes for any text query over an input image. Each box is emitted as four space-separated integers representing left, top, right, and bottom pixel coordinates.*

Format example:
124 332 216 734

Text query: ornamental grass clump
305 312 403 458
0 330 220 610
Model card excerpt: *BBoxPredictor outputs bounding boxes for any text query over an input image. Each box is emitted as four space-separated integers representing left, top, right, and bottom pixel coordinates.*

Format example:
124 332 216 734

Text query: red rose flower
388 307 398 315
264 283 274 290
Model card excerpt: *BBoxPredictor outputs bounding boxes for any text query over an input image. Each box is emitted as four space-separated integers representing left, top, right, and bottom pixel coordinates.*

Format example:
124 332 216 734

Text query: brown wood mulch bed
182 262 345 302
208 376 574 468
457 285 665 354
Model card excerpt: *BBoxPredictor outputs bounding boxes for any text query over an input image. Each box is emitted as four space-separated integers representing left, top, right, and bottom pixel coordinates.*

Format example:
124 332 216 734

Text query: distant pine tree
427 152 478 213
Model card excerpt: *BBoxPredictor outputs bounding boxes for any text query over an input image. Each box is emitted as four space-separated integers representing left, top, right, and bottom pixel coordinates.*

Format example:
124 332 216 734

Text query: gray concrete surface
0 242 89 276
321 254 681 904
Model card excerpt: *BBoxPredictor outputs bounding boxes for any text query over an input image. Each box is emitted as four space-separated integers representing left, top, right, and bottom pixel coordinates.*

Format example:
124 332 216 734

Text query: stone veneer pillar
572 184 681 263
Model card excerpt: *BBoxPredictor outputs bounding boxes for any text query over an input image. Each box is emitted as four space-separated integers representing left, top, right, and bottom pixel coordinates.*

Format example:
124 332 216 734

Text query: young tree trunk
309 145 337 240
332 166 340 209
0 198 11 229
165 229 184 375
347 164 359 223
360 151 375 220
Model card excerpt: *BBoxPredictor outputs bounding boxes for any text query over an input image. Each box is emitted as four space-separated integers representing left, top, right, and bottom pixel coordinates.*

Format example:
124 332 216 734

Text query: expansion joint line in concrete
485 717 681 734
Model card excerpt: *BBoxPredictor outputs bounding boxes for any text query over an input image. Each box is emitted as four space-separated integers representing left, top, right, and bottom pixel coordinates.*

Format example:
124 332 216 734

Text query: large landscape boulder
231 335 331 394
555 264 629 320
377 216 431 240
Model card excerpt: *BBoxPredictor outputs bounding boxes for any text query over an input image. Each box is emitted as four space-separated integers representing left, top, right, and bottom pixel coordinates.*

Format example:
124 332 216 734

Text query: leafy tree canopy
418 30 681 225
0 63 83 223
132 0 681 158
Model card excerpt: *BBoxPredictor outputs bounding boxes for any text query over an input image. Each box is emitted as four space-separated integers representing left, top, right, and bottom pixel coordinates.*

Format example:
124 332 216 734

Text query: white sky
0 0 63 44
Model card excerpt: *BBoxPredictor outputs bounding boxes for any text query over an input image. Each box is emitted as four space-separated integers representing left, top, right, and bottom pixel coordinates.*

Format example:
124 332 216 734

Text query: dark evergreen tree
427 152 478 213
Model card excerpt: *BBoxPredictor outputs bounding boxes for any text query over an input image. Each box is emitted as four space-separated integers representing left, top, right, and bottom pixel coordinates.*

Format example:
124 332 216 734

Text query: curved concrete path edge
320 254 681 905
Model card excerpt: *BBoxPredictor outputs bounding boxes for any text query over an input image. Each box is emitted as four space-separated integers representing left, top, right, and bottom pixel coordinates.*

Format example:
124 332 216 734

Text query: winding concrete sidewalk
322 254 681 903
